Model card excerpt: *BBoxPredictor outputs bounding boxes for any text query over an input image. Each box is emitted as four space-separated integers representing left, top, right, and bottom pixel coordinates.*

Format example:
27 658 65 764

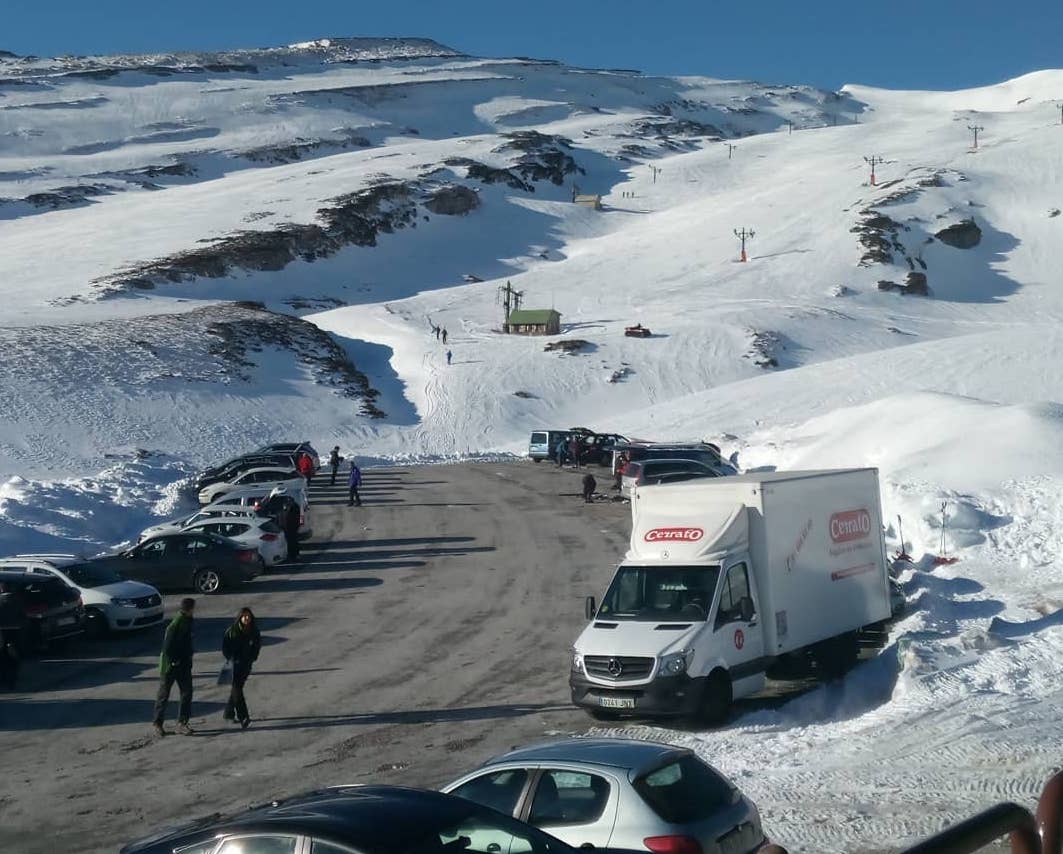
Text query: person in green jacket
222 606 261 729
153 598 195 737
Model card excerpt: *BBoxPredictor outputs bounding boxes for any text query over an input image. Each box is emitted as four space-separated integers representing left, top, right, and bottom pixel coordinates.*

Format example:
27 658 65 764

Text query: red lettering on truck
644 527 704 543
829 509 871 543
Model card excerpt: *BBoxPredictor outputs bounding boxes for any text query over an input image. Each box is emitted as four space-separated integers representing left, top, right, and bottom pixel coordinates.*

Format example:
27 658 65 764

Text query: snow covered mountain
2 38 1062 851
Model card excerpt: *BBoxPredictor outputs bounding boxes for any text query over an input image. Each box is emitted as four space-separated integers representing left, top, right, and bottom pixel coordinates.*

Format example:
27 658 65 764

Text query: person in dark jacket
347 462 363 507
582 473 597 503
555 438 567 468
328 446 343 486
0 582 27 691
282 498 301 560
222 607 261 729
153 598 195 736
568 436 582 469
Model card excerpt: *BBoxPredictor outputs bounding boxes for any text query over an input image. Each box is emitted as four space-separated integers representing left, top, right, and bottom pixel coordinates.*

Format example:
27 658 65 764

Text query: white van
570 469 892 722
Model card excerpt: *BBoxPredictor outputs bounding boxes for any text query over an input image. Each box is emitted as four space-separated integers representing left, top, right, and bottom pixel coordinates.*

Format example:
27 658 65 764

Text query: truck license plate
599 696 635 709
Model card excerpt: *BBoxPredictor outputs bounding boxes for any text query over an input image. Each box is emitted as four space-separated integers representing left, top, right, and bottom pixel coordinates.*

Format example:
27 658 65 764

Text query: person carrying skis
222 607 261 730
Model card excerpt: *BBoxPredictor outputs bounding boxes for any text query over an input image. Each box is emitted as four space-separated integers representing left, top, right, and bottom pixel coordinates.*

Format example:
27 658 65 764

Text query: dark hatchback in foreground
120 785 643 854
0 570 84 651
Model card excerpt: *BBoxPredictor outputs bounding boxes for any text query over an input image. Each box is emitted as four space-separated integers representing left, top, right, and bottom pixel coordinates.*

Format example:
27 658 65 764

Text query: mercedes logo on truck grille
607 658 624 677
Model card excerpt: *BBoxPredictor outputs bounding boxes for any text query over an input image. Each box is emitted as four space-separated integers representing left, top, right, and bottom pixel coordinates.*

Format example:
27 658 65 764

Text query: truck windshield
597 565 720 622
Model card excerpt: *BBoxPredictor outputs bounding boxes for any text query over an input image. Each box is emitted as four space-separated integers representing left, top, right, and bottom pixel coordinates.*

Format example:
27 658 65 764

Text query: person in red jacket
296 452 314 483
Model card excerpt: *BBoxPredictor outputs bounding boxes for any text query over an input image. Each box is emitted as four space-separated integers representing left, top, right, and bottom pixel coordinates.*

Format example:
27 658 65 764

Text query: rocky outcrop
423 184 480 215
94 180 418 293
852 211 909 266
877 272 929 296
934 218 981 249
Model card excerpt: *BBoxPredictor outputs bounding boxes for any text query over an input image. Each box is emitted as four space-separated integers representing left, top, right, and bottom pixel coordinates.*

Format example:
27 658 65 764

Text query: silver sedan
442 737 765 853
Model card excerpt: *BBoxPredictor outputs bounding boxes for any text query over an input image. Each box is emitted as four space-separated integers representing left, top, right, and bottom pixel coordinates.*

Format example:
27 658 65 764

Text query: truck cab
570 470 892 723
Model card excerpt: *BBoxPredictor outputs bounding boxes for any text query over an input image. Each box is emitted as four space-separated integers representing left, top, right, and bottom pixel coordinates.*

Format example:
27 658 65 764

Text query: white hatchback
181 517 288 565
0 554 164 638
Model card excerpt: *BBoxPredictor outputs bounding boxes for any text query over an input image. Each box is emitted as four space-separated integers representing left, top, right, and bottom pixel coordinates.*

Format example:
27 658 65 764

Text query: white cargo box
629 468 891 655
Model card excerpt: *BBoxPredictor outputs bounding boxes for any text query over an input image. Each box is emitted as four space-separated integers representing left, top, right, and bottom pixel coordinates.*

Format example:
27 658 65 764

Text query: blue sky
5 0 1061 92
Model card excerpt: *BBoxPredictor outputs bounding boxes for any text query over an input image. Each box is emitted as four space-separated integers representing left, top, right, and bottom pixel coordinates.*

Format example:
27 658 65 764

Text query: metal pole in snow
863 155 884 186
727 143 737 160
967 124 984 149
733 227 755 262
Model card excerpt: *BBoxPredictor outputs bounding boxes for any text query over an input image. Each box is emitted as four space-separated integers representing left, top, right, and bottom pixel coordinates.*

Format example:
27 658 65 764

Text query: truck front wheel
696 671 732 727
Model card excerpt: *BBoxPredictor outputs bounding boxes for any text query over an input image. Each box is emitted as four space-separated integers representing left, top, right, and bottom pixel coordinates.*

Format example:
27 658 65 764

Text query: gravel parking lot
0 461 630 853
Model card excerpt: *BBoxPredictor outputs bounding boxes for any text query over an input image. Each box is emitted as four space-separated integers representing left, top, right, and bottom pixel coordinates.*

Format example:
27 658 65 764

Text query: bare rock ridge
934 218 982 249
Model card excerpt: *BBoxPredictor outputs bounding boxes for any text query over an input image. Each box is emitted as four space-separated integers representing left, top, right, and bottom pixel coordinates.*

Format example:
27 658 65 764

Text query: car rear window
633 756 735 822
531 432 548 444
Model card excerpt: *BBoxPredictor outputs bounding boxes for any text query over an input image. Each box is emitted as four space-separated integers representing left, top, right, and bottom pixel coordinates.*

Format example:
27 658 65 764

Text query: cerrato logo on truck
644 527 704 543
829 509 872 543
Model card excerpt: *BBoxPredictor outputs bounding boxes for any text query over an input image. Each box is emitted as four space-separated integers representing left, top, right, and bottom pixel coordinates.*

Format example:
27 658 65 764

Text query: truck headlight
659 650 691 677
571 652 584 673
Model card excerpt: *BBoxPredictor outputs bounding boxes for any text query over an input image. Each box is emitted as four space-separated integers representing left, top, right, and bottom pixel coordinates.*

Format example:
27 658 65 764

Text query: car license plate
57 617 75 626
598 695 635 709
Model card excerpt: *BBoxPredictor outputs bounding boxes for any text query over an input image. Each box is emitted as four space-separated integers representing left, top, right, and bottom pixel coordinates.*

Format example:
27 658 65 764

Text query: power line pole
726 143 737 159
1058 102 1063 124
863 155 884 186
786 119 794 135
648 164 661 183
497 280 523 326
967 124 984 149
734 227 755 262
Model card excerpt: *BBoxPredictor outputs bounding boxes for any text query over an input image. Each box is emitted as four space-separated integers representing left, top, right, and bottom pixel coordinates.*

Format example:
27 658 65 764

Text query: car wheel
84 609 108 640
193 568 223 595
697 670 732 727
533 458 541 464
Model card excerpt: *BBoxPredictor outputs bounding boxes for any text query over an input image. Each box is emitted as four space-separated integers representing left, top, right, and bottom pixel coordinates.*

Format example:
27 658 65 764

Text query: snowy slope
1 39 1062 850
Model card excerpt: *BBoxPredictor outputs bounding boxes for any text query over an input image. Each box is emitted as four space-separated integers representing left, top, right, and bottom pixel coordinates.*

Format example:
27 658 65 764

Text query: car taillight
260 533 277 541
644 837 703 854
237 549 257 562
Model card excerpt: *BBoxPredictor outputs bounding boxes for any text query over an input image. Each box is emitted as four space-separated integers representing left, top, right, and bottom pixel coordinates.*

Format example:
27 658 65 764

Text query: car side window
141 540 167 558
715 563 754 628
450 769 529 816
528 770 610 827
312 841 360 854
215 836 299 854
185 537 211 553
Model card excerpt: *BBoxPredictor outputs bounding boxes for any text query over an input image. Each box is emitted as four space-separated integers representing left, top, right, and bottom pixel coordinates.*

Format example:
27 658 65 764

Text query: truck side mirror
585 596 597 620
739 596 755 623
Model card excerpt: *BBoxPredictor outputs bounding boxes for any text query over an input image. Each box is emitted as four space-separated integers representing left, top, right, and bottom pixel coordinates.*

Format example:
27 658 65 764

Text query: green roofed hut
504 308 561 335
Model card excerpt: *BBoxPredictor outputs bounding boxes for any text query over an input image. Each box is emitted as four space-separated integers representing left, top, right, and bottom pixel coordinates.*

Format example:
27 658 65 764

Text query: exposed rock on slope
934 218 982 249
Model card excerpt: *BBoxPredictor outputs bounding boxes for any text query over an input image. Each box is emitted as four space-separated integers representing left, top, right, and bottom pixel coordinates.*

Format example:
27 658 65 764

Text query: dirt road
0 461 629 853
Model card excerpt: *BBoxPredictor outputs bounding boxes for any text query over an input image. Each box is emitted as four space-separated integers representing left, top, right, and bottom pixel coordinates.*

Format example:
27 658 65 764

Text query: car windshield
65 563 124 587
597 565 719 622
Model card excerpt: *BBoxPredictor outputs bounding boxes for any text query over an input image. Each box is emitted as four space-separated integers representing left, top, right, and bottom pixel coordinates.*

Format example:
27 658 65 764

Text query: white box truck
570 469 892 722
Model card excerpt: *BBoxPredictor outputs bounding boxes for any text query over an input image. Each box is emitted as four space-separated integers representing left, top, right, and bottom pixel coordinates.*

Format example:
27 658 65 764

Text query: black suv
0 570 84 652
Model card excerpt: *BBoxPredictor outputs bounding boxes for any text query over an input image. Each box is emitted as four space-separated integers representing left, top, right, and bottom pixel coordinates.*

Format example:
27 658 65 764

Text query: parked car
529 430 573 463
182 516 287 566
119 785 629 854
87 533 263 595
0 569 84 651
444 738 765 853
210 486 313 540
253 441 320 469
139 506 263 542
577 432 629 466
193 453 298 492
0 555 162 638
621 458 722 498
613 442 739 476
197 466 304 505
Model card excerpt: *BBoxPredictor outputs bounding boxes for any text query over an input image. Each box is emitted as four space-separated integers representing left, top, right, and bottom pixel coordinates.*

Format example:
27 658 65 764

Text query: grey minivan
528 430 572 463
443 737 765 853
